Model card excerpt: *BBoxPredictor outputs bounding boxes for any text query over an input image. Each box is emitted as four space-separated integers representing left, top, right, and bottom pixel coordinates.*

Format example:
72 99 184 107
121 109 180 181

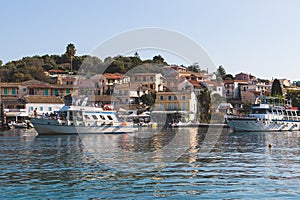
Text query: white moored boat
30 105 138 135
226 96 300 132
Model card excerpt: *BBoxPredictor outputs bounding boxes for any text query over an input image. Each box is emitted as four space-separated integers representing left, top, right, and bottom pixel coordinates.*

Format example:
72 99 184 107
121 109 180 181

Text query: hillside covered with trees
0 44 174 83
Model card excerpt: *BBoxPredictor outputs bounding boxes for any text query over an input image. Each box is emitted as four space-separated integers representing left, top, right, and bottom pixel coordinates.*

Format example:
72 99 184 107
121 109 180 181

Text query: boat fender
122 121 127 126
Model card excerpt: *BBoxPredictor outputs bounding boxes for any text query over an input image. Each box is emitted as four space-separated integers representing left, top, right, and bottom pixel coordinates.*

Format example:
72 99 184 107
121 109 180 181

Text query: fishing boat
30 105 138 135
226 96 300 132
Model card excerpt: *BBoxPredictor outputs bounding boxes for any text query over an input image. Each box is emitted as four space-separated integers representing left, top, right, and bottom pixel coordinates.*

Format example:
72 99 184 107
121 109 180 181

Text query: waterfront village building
113 73 165 109
129 73 164 93
178 79 204 95
1 97 27 123
24 96 65 117
2 96 64 122
235 72 256 82
100 73 124 95
0 80 76 99
154 91 198 121
0 80 75 120
203 81 225 97
164 65 188 73
178 71 207 82
239 81 272 103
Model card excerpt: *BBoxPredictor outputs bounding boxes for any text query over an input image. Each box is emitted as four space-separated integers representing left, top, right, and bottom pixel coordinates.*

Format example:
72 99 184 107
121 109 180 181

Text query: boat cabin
56 106 119 126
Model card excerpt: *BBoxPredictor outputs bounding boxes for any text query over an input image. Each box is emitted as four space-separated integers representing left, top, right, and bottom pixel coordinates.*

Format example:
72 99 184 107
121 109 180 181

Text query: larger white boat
30 105 138 135
226 96 300 132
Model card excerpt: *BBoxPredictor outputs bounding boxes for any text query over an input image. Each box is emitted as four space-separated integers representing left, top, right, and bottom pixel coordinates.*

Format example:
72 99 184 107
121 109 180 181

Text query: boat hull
227 118 300 132
31 118 138 135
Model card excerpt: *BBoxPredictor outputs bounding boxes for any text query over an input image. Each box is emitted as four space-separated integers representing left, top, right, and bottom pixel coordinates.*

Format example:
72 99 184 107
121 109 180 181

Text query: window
39 107 43 111
48 107 52 111
160 95 164 100
182 96 186 100
92 115 98 120
44 89 49 96
174 96 177 100
23 88 27 92
159 104 164 110
167 103 172 110
12 88 16 95
29 107 33 111
107 115 113 120
143 77 146 81
168 95 172 100
4 88 8 95
66 89 70 95
54 89 59 96
182 103 186 110
174 104 178 110
99 115 105 120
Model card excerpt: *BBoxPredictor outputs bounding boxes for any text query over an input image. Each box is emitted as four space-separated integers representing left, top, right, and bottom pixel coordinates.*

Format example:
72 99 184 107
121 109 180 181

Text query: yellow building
154 91 197 121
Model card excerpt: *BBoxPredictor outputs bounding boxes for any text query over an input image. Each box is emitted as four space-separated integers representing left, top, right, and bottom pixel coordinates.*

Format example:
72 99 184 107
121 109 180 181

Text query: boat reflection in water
79 126 228 169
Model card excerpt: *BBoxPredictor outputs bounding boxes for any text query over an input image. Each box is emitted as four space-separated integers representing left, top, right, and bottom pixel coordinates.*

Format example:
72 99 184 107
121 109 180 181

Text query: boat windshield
251 109 268 114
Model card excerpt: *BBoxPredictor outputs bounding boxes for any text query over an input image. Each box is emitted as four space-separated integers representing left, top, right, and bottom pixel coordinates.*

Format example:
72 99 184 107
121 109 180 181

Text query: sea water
1 127 300 199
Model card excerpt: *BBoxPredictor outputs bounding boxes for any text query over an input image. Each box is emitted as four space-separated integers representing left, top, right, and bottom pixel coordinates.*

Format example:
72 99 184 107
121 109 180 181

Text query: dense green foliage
140 93 156 106
0 44 173 82
217 65 226 80
197 89 212 122
271 78 283 96
187 63 201 73
286 90 300 109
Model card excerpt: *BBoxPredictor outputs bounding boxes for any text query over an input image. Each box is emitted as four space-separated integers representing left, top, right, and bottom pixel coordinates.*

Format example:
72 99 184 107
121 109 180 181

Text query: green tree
188 63 201 73
224 74 234 80
217 65 226 80
197 89 212 122
152 55 166 65
286 90 300 109
0 59 2 67
271 79 283 96
141 93 156 106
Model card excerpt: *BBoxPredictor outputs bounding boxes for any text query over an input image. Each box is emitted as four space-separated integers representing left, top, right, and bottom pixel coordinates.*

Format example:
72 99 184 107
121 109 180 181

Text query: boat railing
282 115 300 121
226 114 255 119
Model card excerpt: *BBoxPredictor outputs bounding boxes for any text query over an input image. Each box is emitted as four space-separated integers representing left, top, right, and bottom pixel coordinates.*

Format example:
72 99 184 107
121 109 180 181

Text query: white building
24 96 65 116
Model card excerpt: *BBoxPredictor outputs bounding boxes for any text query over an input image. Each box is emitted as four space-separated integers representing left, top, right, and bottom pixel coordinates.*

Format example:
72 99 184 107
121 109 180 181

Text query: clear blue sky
1 0 300 81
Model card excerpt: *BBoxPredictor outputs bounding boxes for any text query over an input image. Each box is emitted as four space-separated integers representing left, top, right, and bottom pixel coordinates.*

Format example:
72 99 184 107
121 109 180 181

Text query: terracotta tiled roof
104 73 124 79
24 96 64 104
188 80 202 88
22 80 52 88
88 95 119 102
0 82 19 87
1 97 25 105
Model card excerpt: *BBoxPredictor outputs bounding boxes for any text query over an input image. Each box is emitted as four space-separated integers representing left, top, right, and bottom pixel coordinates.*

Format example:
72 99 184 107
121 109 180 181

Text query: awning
5 112 28 117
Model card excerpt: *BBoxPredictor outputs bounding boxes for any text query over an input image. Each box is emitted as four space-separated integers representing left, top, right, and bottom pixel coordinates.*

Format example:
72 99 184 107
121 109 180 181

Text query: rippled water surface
1 128 300 199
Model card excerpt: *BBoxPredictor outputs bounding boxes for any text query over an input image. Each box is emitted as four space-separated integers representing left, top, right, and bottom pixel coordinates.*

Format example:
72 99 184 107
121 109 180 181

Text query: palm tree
65 43 76 72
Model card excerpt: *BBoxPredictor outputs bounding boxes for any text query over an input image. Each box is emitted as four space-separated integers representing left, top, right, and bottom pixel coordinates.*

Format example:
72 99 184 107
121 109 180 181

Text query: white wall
26 103 64 116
